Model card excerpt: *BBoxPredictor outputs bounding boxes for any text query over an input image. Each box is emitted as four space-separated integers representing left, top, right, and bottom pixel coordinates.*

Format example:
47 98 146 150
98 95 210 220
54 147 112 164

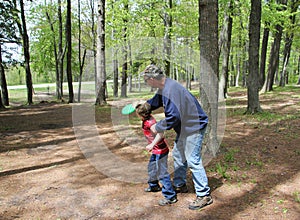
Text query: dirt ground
0 88 299 220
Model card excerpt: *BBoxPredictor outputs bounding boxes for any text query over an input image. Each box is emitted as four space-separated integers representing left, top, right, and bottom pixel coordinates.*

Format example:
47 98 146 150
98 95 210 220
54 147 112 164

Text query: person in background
141 64 213 210
135 102 177 206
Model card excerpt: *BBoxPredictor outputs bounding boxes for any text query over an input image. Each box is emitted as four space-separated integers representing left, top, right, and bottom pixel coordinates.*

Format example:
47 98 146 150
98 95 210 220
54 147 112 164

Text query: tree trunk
77 0 87 103
58 0 64 99
66 0 74 103
198 0 219 156
279 0 297 87
259 25 269 89
45 6 61 100
19 0 33 105
246 0 262 114
219 0 233 100
0 44 9 106
163 0 172 77
113 57 119 97
298 55 300 85
265 0 287 92
120 2 128 98
95 0 107 105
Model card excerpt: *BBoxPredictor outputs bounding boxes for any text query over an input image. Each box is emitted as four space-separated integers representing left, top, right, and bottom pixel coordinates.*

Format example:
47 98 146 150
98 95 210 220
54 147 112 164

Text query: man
141 64 213 210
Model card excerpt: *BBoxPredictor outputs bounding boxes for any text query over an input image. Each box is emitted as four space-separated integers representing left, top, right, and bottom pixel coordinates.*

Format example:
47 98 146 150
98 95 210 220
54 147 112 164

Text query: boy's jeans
148 152 176 200
173 128 210 197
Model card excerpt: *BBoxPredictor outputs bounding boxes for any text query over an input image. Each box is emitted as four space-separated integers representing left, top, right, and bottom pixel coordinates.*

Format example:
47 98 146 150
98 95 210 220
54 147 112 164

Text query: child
135 102 177 206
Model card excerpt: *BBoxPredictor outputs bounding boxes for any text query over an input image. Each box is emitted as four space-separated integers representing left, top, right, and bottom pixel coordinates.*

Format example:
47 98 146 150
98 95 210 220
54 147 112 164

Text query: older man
141 64 213 210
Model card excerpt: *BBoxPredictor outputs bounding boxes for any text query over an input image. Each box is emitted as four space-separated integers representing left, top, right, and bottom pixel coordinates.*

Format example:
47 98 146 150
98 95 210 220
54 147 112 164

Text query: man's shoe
189 195 213 210
173 184 188 193
158 196 178 206
144 186 161 192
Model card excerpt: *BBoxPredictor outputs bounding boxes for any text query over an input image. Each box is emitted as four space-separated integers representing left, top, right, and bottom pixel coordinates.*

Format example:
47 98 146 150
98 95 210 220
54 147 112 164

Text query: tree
0 0 20 107
279 0 299 86
95 0 107 105
198 0 219 156
17 0 33 105
163 0 173 77
246 0 262 114
77 0 87 102
263 0 288 92
66 0 74 103
219 0 233 99
120 1 129 98
259 0 270 89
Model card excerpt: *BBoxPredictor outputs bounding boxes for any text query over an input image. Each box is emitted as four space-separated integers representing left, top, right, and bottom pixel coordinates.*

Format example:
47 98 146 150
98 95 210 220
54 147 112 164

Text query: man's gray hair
140 64 165 79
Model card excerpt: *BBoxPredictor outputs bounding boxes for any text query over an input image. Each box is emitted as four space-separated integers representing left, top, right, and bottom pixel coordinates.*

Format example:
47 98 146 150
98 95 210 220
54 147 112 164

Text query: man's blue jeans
173 128 210 197
148 152 176 200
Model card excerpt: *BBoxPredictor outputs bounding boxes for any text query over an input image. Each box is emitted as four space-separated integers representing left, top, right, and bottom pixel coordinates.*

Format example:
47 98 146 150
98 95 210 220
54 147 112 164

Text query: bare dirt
0 88 299 220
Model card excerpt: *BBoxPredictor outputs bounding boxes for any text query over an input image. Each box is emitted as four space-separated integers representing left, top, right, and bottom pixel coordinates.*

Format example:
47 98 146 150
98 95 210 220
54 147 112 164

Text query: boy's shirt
142 116 169 155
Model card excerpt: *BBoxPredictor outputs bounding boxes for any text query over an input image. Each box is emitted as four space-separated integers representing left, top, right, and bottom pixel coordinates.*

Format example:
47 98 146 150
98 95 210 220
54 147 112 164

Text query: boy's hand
146 144 154 152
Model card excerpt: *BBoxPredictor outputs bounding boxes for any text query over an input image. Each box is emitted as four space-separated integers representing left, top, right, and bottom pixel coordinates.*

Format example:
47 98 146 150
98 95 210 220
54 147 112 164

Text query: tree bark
198 0 219 156
95 0 107 105
279 0 298 86
0 44 9 106
19 0 33 105
265 0 287 92
120 2 128 98
247 0 262 114
66 0 74 103
163 0 172 77
219 0 233 100
58 0 64 99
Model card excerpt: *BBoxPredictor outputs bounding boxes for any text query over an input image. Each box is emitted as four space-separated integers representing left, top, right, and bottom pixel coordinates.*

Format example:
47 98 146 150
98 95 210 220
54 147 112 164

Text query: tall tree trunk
265 0 287 92
77 0 87 103
247 0 262 114
279 0 298 87
88 0 97 96
110 1 118 97
95 0 107 105
58 0 64 99
219 0 233 100
163 0 172 77
198 0 219 156
66 0 74 103
120 2 128 98
259 0 270 89
297 55 300 85
19 0 33 105
0 44 9 106
45 6 61 100
259 25 269 89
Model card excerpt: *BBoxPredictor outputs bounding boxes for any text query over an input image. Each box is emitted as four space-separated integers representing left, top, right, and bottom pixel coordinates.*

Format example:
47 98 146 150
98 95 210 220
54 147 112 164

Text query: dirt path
0 89 299 220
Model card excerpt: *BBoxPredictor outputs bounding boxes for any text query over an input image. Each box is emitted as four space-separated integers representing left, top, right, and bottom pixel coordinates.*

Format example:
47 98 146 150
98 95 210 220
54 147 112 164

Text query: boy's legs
157 153 176 200
147 154 160 190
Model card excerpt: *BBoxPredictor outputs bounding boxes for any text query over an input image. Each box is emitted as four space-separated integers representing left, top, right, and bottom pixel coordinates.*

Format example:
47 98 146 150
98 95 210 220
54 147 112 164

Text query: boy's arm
146 132 164 152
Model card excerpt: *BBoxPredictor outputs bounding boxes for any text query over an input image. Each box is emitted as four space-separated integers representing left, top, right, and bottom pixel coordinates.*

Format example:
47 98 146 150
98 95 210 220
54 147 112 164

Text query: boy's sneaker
144 186 161 192
158 196 178 206
173 184 188 193
189 195 213 210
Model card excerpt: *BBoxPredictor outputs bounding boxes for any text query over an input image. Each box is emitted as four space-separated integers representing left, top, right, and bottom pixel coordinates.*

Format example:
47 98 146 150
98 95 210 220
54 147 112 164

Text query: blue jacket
147 78 208 137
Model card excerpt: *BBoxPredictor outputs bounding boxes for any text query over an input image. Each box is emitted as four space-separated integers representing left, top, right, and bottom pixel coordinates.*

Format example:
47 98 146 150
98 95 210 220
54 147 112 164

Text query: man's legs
185 129 210 197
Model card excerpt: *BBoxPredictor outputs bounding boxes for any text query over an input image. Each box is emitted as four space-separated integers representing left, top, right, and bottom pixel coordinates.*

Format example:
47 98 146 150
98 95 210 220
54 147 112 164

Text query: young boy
135 102 177 206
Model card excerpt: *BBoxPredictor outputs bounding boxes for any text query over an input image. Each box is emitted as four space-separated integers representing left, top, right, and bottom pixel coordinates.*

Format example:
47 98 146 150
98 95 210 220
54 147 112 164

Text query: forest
0 0 299 106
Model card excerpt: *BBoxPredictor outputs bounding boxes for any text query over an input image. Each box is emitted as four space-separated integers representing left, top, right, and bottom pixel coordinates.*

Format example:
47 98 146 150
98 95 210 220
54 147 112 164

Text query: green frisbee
121 104 135 115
